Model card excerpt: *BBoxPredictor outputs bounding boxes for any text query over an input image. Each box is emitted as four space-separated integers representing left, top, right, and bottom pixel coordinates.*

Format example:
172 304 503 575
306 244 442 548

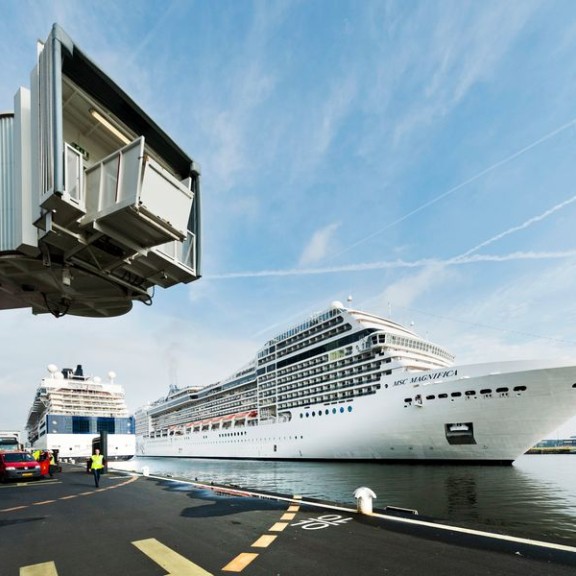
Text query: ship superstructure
26 364 134 460
135 302 576 463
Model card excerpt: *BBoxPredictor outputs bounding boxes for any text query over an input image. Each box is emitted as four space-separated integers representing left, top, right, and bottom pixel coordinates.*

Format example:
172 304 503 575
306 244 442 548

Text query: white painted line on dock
20 560 58 575
132 537 213 575
142 473 576 555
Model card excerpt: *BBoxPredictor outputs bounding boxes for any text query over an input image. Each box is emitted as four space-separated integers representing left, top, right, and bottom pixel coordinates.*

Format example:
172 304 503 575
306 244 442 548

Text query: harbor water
110 454 576 546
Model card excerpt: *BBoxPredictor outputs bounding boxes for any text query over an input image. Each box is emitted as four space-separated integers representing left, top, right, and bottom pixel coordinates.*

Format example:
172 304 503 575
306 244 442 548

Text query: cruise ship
26 364 135 460
135 302 576 464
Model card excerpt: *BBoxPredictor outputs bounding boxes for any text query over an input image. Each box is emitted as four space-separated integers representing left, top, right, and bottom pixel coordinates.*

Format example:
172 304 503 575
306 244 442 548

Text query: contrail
330 117 576 260
206 250 576 280
454 193 576 260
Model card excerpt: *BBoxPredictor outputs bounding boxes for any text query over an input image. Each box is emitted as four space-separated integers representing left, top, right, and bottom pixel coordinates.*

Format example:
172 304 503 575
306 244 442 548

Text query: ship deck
1 464 575 575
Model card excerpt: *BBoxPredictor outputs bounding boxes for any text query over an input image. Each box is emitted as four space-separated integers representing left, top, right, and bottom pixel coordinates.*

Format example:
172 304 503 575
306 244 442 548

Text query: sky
2 0 576 439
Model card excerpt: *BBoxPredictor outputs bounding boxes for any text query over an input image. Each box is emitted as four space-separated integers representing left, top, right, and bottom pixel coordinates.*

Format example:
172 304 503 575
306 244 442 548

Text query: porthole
480 389 492 395
451 392 462 397
465 390 476 396
513 386 527 392
340 407 345 413
496 387 509 393
438 393 448 399
426 395 435 400
347 406 353 412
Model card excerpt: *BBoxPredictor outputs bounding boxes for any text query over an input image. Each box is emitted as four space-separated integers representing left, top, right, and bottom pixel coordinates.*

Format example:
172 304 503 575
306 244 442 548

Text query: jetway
0 24 201 317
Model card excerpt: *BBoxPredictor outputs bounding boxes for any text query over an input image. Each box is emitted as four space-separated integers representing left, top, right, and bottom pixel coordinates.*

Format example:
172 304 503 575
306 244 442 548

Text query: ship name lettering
409 369 457 383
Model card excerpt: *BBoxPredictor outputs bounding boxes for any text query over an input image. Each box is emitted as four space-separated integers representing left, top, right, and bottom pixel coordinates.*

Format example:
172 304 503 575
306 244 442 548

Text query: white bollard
354 486 377 515
142 466 150 476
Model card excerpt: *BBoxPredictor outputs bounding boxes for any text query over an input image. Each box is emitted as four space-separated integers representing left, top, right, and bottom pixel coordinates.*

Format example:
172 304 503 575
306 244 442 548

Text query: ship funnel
74 364 84 376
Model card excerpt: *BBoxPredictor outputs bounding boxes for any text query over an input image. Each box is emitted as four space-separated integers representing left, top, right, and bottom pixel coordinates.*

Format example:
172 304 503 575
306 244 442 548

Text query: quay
1 464 576 575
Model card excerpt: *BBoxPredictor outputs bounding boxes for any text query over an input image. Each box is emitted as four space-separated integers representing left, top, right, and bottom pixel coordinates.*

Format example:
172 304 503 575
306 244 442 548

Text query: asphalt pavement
1 464 575 575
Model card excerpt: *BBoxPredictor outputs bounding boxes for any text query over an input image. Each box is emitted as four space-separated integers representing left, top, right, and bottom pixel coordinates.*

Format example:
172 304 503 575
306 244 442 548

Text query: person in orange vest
89 448 105 487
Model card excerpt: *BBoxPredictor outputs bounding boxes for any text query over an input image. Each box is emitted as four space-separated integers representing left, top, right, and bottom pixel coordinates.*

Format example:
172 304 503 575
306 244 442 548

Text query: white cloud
298 222 341 266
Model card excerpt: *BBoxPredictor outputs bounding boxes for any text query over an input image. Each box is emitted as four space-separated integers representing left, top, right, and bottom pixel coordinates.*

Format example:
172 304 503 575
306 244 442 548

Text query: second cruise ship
26 364 135 460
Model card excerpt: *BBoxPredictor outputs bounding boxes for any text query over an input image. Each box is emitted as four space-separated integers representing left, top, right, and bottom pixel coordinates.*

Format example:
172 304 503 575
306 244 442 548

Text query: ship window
496 387 509 393
480 389 491 395
465 390 476 396
340 407 345 413
450 392 461 398
404 398 412 403
347 406 353 412
513 386 527 392
426 395 435 400
72 416 91 434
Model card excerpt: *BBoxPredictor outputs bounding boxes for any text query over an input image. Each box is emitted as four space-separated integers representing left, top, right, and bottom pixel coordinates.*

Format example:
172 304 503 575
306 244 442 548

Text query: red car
0 451 42 482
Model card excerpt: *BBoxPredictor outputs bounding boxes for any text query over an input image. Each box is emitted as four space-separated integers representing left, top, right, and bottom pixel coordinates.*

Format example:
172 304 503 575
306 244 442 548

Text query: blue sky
2 0 576 438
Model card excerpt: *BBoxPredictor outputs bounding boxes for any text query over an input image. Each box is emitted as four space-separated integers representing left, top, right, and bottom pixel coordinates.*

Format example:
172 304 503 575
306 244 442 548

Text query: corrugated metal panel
0 113 14 251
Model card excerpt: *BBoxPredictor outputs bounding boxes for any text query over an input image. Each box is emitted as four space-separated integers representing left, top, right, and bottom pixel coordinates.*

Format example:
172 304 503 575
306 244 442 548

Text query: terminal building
0 24 201 318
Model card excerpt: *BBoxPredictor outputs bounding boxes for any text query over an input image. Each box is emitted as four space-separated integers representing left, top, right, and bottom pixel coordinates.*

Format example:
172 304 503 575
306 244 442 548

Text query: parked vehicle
0 451 41 482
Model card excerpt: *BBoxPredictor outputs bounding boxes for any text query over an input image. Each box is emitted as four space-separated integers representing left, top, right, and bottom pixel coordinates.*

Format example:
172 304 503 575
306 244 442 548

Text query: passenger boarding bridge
0 24 201 317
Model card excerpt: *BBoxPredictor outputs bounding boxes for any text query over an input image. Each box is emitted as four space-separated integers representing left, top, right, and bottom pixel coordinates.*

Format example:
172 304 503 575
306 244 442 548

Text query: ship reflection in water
110 454 576 545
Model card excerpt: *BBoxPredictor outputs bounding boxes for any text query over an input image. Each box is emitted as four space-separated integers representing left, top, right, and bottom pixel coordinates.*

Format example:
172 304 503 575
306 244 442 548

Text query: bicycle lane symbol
291 514 353 530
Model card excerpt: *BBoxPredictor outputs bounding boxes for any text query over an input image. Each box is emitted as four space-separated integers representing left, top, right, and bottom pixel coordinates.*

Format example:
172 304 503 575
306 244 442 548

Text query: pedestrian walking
89 448 105 487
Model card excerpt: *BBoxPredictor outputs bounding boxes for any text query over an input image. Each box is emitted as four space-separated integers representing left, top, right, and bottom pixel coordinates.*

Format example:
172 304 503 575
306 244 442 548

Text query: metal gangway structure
0 24 201 318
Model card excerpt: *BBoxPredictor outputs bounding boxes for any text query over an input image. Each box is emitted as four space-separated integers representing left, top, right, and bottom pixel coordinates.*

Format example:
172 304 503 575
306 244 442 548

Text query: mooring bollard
142 466 150 476
354 486 377 515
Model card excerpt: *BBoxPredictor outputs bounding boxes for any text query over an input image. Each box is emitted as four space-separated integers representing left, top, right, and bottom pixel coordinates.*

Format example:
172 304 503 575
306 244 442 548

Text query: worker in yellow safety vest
90 448 105 487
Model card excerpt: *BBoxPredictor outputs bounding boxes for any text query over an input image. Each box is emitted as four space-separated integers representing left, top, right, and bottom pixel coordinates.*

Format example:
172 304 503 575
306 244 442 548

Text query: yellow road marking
59 495 78 500
222 552 259 572
33 500 56 506
1 505 27 512
20 560 58 575
133 538 213 575
287 505 299 512
269 522 288 532
251 534 277 548
281 512 296 520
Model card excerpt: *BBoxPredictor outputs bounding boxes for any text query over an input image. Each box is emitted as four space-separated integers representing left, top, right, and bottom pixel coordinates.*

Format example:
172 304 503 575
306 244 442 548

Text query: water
110 454 576 546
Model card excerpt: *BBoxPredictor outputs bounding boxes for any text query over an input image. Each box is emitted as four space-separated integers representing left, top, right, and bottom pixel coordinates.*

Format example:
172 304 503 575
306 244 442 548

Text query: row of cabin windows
279 386 378 410
259 373 381 403
300 405 354 418
258 317 345 363
404 385 527 403
274 359 381 389
278 323 350 358
261 308 340 356
278 315 343 350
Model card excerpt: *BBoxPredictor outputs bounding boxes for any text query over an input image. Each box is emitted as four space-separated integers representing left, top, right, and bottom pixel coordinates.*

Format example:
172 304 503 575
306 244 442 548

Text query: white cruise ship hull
136 359 576 463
